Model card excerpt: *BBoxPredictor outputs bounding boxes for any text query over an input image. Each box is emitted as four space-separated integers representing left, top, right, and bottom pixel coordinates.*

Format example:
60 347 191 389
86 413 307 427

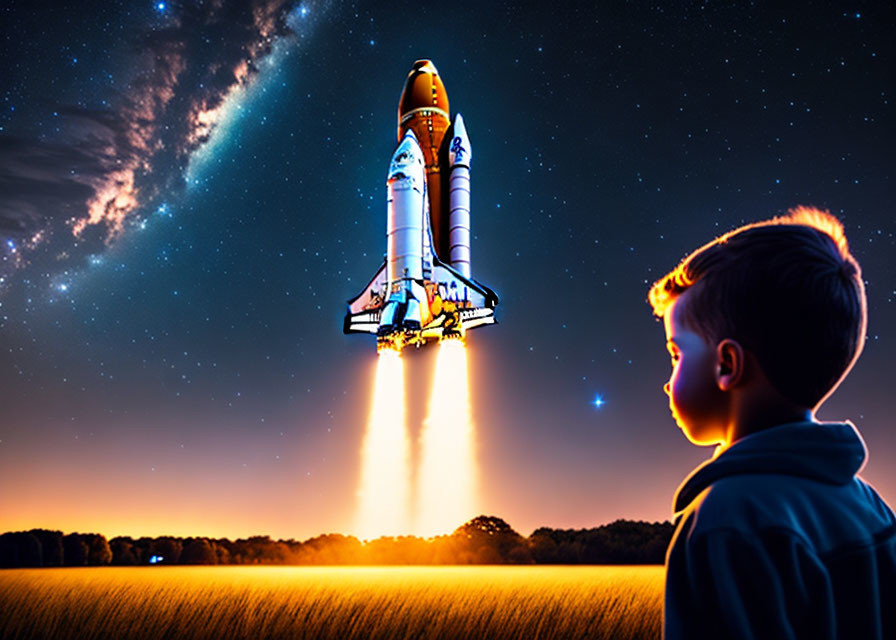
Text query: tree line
0 516 673 567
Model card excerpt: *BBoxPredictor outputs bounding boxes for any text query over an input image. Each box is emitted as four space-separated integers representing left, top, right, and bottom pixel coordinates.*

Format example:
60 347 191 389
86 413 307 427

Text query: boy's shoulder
685 472 843 534
673 421 896 556
681 471 894 557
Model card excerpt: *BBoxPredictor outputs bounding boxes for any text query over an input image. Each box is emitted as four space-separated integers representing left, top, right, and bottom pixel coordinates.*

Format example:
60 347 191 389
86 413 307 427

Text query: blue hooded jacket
664 421 896 640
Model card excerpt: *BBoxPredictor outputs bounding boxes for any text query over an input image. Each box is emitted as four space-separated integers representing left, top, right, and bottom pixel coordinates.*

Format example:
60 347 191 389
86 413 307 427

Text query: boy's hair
648 207 867 408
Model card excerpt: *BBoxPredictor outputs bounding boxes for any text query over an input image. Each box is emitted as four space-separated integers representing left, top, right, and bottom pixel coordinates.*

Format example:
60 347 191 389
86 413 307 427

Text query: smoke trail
415 339 478 537
355 349 411 539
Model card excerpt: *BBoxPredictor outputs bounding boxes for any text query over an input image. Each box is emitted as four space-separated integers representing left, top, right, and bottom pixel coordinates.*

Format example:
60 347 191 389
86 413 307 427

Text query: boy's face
662 289 729 446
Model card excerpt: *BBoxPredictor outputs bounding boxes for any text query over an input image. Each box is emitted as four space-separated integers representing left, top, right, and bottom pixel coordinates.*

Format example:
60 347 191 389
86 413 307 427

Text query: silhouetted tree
296 534 362 564
149 537 182 564
0 517 673 567
212 539 231 564
110 537 139 565
528 520 674 564
83 534 112 565
180 538 217 565
528 530 560 563
132 537 154 564
239 536 291 564
63 533 88 566
452 515 532 564
29 530 63 567
0 532 42 567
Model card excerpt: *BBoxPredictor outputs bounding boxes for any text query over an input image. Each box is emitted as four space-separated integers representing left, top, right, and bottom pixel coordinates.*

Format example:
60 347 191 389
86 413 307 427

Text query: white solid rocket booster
382 130 427 330
448 113 472 279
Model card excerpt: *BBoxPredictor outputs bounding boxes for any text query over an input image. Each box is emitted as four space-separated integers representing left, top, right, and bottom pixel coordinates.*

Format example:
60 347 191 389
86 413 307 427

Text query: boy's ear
715 339 744 391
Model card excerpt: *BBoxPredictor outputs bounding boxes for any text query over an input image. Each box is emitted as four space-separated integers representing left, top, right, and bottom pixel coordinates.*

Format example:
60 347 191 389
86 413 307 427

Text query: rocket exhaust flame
415 339 478 537
356 349 411 539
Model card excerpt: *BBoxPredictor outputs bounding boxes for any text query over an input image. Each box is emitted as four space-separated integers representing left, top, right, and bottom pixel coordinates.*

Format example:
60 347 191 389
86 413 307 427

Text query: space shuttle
344 60 498 352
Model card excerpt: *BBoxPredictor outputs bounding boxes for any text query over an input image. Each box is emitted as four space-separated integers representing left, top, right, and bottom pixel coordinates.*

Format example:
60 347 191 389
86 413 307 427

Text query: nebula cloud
0 0 316 290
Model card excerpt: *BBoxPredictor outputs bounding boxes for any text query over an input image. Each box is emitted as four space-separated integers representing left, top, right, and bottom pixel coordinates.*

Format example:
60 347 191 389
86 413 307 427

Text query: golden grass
0 565 663 640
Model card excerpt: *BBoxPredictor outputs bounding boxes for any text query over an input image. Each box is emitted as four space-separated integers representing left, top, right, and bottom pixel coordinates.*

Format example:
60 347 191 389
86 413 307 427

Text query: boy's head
649 207 866 442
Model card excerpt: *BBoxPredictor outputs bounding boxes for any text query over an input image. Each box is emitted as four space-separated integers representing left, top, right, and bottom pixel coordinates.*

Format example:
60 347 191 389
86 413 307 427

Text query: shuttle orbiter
344 60 498 352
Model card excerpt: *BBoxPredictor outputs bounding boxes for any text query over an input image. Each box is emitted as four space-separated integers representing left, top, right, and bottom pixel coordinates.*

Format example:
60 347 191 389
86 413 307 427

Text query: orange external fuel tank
397 60 451 261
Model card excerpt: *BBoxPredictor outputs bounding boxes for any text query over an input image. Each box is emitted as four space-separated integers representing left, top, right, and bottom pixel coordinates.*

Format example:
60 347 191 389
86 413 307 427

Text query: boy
648 207 896 639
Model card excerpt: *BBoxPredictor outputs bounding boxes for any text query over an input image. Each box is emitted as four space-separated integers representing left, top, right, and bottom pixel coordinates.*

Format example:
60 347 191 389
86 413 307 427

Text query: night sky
1 1 893 540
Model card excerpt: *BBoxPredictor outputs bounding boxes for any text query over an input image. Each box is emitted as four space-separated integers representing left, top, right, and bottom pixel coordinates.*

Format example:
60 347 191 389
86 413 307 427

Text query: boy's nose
663 382 671 396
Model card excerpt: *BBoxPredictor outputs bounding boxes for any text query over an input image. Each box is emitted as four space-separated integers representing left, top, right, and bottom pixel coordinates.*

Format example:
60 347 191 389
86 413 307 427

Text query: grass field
0 565 664 639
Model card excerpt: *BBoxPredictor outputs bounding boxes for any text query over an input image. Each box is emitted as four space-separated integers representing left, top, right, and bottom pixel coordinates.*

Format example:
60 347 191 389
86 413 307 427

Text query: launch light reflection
355 349 411 539
415 339 478 537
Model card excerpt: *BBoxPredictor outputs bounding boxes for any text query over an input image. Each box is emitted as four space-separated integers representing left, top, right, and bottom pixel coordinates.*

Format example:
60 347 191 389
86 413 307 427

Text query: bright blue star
593 394 606 409
156 2 166 11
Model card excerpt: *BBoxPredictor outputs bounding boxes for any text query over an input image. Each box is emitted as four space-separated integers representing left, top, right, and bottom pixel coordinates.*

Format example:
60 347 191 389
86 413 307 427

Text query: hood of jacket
673 421 867 517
